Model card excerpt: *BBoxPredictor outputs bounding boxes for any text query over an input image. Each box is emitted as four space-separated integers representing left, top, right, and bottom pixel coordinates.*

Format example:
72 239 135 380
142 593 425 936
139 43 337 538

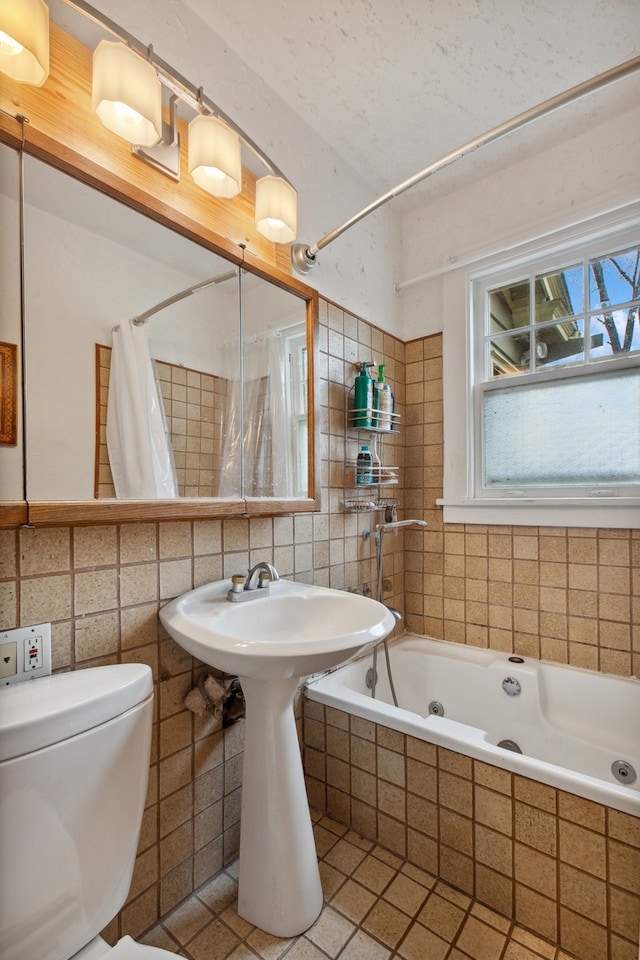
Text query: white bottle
374 364 393 431
356 445 373 484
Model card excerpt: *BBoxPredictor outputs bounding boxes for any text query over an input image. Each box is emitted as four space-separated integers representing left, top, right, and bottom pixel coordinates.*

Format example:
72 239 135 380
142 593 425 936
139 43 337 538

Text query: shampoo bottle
354 361 374 427
356 445 374 484
373 364 393 431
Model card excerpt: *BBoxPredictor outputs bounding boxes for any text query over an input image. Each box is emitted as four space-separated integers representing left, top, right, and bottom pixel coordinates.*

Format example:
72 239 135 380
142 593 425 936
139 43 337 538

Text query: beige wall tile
120 524 158 563
609 839 640 895
73 525 118 567
475 824 512 876
559 908 607 960
19 527 71 575
74 568 119 615
559 863 607 925
475 787 513 836
558 822 606 878
514 886 557 943
514 803 556 856
75 610 119 661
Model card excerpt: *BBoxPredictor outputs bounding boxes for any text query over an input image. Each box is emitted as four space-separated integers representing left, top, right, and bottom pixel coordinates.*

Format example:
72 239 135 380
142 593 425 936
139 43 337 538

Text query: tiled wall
302 700 640 960
96 346 228 499
155 360 228 498
1 303 637 952
403 334 639 680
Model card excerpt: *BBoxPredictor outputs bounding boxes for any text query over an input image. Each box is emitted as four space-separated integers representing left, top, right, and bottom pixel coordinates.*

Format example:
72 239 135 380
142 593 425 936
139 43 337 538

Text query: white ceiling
180 0 640 210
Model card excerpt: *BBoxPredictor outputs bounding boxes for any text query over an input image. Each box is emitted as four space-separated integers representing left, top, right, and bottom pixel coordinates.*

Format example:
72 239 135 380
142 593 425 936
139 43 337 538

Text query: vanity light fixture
188 114 242 198
62 0 296 241
0 0 49 86
92 39 162 147
255 175 297 244
4 0 298 242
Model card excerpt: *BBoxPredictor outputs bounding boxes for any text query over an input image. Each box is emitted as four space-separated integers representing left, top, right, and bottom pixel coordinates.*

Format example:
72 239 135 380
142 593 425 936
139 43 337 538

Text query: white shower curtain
218 331 293 498
106 319 178 499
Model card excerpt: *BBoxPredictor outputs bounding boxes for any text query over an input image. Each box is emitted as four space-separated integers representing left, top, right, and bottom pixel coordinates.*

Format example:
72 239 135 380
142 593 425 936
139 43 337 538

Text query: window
440 215 640 528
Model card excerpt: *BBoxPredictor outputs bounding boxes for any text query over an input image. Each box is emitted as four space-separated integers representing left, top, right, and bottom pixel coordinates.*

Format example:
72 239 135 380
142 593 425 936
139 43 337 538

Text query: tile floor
141 813 579 960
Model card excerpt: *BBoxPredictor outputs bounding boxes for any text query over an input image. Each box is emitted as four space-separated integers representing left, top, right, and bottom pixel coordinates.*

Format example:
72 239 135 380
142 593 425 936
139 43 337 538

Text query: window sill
437 499 640 529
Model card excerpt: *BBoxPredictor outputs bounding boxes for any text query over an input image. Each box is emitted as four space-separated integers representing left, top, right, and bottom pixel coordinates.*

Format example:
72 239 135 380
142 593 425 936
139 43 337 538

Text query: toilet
0 663 178 960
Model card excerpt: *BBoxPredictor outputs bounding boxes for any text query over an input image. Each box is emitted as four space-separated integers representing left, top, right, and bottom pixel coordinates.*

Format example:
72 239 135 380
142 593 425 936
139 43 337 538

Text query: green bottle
354 361 374 427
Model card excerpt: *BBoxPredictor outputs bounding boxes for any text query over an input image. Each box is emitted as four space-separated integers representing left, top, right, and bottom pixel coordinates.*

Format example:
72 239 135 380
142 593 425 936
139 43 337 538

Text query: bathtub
306 635 640 817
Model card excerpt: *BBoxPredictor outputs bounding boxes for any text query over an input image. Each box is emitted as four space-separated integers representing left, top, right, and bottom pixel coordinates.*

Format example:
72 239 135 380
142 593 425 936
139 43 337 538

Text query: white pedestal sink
160 577 395 937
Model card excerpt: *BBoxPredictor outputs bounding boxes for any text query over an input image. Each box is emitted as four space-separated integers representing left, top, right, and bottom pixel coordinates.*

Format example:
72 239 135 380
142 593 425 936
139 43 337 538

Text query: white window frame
439 205 640 529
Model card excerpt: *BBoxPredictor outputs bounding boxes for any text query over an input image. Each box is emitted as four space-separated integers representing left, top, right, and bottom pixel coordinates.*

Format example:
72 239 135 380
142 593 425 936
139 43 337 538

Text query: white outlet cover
0 623 52 686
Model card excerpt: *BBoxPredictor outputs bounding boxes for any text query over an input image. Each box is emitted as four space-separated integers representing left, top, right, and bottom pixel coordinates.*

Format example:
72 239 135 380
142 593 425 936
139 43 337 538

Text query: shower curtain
106 319 178 498
218 331 293 498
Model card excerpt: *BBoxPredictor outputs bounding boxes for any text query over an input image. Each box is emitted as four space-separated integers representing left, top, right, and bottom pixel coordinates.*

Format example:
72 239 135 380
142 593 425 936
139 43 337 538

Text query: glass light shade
188 114 242 198
255 176 297 243
92 40 162 147
0 0 49 86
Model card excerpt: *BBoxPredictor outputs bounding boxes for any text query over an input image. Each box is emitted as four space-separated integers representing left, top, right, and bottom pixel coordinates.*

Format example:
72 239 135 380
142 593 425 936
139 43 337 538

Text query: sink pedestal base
237 675 323 938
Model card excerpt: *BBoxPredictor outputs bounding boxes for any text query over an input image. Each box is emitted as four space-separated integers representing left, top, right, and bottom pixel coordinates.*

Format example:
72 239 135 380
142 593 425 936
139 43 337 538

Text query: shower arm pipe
131 269 238 326
291 55 640 275
60 0 291 183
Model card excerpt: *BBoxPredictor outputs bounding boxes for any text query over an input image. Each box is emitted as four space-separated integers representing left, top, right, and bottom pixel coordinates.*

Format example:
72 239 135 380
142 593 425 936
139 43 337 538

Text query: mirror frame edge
0 116 321 528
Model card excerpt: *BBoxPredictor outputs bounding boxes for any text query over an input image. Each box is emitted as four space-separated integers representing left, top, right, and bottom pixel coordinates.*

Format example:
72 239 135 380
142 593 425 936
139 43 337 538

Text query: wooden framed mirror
0 21 319 527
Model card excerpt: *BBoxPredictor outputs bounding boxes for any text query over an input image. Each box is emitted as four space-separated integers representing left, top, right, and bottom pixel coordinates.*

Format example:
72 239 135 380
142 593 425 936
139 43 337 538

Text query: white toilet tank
0 664 154 960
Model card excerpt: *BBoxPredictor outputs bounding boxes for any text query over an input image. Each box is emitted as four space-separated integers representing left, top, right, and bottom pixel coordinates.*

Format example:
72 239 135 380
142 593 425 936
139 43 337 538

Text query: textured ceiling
180 0 640 208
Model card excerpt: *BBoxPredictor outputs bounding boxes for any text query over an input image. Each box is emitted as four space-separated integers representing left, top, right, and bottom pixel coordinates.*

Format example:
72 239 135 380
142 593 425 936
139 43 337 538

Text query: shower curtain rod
290 55 640 276
131 268 238 326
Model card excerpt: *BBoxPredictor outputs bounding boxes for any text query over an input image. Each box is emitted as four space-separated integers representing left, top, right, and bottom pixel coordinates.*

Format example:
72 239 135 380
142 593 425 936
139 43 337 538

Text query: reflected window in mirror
239 267 309 500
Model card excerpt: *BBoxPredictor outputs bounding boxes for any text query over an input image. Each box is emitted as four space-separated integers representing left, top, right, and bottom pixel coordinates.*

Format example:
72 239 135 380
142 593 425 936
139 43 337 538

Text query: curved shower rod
291 55 640 276
111 268 238 332
131 269 239 326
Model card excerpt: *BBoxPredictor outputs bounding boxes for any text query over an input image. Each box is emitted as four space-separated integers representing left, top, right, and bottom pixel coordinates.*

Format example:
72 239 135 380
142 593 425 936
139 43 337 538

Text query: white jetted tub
306 635 640 817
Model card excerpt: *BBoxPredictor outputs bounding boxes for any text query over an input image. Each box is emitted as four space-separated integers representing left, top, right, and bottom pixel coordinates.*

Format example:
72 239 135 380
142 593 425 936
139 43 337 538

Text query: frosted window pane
483 370 640 487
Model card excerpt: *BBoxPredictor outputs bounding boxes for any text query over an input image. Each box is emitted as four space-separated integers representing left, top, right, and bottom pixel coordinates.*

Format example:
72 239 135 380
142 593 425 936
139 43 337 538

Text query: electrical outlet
0 624 52 685
0 641 17 679
24 634 44 671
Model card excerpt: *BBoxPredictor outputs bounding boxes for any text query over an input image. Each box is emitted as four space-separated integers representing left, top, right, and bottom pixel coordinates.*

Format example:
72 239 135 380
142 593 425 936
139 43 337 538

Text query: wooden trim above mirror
0 21 320 528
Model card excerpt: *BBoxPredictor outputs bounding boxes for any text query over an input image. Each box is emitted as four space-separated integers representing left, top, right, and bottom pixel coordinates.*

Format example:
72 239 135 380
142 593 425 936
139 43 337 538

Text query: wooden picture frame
0 342 18 446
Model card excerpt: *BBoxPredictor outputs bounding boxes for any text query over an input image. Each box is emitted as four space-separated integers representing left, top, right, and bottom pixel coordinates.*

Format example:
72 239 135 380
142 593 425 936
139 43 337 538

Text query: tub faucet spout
377 519 428 534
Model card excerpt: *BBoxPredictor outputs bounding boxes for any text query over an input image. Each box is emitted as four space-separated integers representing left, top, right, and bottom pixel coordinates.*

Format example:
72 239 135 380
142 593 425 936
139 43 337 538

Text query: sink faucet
227 561 280 602
245 561 280 590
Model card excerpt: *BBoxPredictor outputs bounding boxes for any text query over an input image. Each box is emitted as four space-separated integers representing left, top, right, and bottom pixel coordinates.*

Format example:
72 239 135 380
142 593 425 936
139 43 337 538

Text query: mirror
0 144 318 524
0 145 23 512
